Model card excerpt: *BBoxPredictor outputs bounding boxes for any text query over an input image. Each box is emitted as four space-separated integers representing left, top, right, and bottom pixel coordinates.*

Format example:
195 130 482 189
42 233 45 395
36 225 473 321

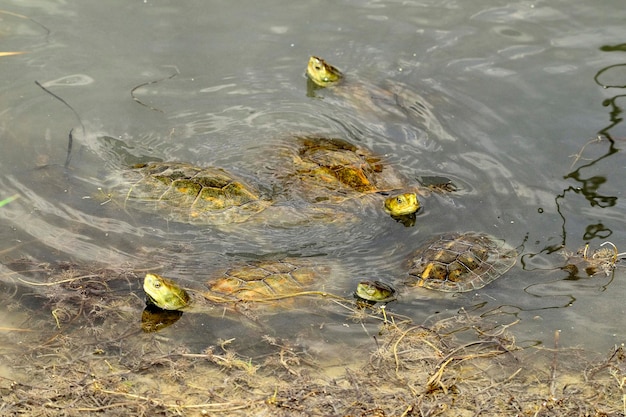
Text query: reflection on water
2 0 626 413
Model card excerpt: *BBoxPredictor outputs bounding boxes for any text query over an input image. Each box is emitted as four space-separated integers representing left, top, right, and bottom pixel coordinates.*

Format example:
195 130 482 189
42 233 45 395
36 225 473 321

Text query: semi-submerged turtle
142 258 343 314
306 56 454 142
354 280 397 304
277 136 419 216
118 136 420 226
355 232 518 302
143 232 518 318
405 232 518 293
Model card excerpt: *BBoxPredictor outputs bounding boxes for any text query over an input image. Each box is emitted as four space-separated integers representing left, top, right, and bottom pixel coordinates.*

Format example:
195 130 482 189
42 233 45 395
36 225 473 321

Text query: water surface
1 0 626 384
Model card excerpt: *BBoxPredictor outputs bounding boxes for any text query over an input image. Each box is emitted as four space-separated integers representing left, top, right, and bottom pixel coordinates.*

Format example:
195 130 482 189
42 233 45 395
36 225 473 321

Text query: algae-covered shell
279 136 416 214
124 162 271 225
142 259 333 312
205 258 331 303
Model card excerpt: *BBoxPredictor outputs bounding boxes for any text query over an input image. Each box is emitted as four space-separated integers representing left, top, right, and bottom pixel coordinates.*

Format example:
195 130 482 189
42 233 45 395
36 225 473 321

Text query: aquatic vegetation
562 241 624 277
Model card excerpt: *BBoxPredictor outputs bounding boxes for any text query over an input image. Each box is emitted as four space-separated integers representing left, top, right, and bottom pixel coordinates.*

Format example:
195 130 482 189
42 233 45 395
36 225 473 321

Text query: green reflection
599 43 626 52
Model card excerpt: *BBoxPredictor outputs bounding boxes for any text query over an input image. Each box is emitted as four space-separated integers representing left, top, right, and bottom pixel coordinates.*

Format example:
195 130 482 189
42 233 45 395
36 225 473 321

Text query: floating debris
562 241 623 277
0 194 19 208
0 51 26 57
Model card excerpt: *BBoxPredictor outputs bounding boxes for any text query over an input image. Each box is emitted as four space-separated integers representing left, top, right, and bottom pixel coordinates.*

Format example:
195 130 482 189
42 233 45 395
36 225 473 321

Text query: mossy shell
124 162 271 225
279 137 405 204
204 258 332 304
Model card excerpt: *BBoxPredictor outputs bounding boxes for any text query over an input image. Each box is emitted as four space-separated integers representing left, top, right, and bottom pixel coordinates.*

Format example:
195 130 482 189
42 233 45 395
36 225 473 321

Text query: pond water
1 0 626 412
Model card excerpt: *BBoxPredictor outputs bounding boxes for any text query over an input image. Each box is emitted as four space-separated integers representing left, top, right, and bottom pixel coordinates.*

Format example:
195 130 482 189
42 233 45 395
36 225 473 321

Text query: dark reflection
390 212 416 227
551 165 618 254
306 77 323 98
557 56 624 241
599 95 626 136
523 54 625 273
35 80 85 169
561 173 617 209
418 175 459 193
594 63 626 89
582 223 612 240
98 135 161 166
130 66 179 113
141 303 183 333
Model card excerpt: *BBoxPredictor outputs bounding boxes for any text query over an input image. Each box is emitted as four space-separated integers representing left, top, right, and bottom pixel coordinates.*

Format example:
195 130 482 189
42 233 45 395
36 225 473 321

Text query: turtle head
143 273 190 311
307 56 343 87
384 192 420 217
354 280 397 304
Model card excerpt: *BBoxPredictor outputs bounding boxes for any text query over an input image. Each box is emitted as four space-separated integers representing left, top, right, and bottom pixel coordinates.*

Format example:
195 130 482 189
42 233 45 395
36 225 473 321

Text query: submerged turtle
143 258 339 313
306 56 454 142
122 162 272 225
406 232 517 292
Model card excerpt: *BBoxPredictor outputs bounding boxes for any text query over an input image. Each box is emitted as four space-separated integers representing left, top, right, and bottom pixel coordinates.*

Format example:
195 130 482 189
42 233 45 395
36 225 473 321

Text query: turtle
277 136 421 220
143 258 341 313
406 232 517 292
141 234 517 332
122 162 272 225
116 138 420 226
305 56 455 142
354 280 397 304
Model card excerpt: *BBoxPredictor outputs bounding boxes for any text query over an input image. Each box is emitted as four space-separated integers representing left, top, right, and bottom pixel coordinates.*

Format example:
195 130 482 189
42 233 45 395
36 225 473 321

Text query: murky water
1 0 626 411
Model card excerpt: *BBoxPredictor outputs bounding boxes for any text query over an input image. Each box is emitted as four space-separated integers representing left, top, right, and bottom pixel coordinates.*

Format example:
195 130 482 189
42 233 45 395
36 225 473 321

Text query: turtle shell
281 137 405 204
407 232 517 292
204 259 331 304
124 162 271 224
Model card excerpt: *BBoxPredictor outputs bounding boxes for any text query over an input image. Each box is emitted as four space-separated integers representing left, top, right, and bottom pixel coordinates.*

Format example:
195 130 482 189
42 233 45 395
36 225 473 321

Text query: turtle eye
154 282 161 288
396 197 404 204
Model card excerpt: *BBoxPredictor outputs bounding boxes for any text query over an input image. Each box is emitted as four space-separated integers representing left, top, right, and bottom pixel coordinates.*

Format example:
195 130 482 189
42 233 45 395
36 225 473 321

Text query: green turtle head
307 56 343 87
384 192 420 217
354 280 397 303
143 273 190 311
